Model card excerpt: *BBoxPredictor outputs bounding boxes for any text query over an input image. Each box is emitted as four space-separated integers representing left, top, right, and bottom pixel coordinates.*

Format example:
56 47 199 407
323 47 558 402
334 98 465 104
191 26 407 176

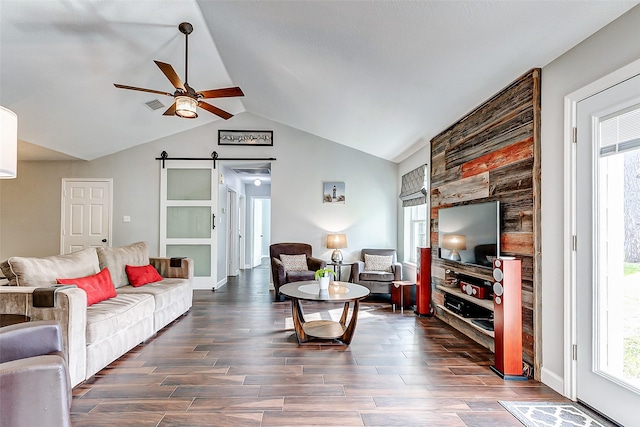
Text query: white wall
540 5 640 392
0 112 398 285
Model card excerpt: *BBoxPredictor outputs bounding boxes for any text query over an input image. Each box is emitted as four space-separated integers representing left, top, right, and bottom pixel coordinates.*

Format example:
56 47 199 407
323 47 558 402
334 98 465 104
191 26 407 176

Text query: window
404 204 427 263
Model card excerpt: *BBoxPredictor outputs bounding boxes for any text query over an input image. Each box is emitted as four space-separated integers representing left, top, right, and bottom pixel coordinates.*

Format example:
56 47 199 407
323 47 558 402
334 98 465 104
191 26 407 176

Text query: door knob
102 239 107 243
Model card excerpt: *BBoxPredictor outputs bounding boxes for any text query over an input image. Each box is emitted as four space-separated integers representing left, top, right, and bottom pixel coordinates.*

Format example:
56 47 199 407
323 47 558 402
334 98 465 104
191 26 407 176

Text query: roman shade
399 164 427 207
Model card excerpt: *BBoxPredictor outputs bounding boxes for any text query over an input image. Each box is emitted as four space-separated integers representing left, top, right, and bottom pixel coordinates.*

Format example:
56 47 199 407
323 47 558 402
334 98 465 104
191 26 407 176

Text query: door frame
564 58 640 399
60 178 113 254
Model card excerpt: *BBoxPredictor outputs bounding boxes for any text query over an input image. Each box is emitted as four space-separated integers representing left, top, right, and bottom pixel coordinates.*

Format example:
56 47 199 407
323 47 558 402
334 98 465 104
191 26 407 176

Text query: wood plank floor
71 263 565 426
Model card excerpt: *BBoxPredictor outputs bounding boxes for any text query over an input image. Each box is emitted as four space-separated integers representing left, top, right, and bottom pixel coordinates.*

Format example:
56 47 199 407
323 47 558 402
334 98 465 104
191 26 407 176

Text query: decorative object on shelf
441 234 466 261
218 130 273 146
314 267 335 290
323 182 345 204
444 269 459 288
0 106 17 179
327 233 347 263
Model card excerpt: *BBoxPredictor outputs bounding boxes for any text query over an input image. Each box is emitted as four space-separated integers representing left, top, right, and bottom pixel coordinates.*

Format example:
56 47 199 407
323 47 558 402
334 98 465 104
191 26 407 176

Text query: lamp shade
441 234 466 251
0 106 17 179
327 233 347 249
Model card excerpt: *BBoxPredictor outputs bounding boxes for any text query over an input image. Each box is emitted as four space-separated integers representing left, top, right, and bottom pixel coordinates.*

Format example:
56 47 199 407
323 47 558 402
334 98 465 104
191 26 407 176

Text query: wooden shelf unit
435 285 495 340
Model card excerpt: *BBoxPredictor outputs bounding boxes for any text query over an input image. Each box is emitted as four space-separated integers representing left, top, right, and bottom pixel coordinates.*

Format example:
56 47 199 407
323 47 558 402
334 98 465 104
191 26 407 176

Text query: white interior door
61 179 112 254
160 161 217 290
576 73 640 426
239 195 246 269
226 189 239 277
252 198 263 267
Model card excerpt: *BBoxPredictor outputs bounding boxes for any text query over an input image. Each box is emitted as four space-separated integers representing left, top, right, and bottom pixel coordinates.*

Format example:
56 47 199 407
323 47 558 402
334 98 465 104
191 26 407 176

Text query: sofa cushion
117 278 190 311
286 270 316 282
280 254 308 272
85 293 154 346
1 248 100 287
364 254 393 272
97 242 149 289
125 264 163 287
360 271 395 281
57 268 117 306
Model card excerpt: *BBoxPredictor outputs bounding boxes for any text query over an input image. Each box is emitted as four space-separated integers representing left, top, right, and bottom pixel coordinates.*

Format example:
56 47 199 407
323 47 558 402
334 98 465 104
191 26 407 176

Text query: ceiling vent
144 99 165 111
231 167 271 176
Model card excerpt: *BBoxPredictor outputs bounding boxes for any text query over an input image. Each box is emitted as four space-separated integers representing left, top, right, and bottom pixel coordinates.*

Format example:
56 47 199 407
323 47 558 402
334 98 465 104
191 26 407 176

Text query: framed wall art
218 130 273 146
323 182 345 204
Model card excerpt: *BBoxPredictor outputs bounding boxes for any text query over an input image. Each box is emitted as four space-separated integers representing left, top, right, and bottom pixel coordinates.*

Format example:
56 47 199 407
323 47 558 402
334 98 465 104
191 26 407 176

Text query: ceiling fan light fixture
175 96 197 118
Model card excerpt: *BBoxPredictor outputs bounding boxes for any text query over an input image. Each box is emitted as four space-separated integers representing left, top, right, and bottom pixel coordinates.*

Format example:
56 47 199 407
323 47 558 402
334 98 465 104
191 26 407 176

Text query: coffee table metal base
291 299 361 345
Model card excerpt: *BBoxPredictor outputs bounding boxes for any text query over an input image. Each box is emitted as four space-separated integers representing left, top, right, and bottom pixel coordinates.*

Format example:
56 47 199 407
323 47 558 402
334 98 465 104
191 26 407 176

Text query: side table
391 281 416 314
327 262 353 282
0 314 31 328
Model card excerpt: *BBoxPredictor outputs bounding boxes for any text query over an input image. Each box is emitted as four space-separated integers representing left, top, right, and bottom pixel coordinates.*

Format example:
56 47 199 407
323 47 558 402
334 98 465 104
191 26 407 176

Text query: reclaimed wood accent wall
430 69 541 373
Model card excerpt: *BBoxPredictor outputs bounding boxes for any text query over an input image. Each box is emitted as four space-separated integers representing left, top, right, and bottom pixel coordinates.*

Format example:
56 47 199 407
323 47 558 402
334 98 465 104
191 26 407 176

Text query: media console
434 259 526 379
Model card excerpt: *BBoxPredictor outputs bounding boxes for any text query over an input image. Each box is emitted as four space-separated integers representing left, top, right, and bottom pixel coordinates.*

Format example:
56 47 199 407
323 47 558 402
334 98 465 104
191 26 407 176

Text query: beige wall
540 5 640 391
0 113 398 282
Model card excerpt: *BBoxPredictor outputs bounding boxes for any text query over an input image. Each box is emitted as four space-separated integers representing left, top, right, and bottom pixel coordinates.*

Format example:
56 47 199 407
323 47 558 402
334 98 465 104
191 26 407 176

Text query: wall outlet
123 215 131 223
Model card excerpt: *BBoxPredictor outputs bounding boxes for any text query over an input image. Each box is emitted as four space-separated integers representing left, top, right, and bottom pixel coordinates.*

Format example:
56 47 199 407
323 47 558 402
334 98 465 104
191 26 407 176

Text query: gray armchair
270 242 326 301
0 320 72 427
351 248 402 294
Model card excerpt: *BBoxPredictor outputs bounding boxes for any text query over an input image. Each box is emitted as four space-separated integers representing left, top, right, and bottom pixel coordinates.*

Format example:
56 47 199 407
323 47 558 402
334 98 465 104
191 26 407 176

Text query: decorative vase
318 275 330 290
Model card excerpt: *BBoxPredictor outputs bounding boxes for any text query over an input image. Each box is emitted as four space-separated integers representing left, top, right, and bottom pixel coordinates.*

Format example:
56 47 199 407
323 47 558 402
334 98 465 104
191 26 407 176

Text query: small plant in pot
315 268 335 290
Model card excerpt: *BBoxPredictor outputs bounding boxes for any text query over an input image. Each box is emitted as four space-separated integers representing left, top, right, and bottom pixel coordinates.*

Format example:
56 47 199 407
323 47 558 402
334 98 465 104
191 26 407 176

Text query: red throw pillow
125 264 163 287
57 268 117 306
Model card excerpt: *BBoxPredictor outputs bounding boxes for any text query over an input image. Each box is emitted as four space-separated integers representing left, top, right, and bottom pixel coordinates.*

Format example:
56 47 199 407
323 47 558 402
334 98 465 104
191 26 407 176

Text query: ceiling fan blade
197 87 244 99
114 84 173 97
154 60 186 92
163 102 177 116
198 101 233 120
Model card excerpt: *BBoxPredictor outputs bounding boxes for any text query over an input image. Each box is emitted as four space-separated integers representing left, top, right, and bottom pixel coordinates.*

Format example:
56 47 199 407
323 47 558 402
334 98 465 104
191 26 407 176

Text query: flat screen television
437 201 500 268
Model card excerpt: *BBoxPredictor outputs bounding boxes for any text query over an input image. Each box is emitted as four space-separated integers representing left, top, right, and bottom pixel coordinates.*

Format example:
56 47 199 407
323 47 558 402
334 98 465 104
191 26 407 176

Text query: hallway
70 265 563 426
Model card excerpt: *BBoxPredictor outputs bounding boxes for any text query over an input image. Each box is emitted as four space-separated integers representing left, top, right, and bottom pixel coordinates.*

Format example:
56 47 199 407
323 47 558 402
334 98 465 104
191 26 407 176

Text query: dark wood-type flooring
71 263 564 426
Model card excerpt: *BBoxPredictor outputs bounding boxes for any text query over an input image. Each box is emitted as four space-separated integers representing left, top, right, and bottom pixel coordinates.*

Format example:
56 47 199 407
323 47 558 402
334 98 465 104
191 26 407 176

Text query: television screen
437 201 500 268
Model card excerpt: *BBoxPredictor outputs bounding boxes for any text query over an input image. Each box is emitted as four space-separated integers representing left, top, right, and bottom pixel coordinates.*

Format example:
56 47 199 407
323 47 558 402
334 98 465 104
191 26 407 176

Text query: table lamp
441 234 466 261
327 233 347 263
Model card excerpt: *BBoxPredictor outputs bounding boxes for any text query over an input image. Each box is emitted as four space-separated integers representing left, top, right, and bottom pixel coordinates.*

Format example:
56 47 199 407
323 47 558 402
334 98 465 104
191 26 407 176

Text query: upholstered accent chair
351 248 402 294
0 320 72 427
270 243 326 301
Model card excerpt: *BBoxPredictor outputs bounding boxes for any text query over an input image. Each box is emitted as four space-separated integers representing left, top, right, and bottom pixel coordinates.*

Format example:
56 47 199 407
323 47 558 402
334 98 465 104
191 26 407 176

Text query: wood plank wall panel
430 69 541 375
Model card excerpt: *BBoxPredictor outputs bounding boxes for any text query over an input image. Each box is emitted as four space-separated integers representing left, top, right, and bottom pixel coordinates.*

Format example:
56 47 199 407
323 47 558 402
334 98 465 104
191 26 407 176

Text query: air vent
144 99 165 111
231 168 271 176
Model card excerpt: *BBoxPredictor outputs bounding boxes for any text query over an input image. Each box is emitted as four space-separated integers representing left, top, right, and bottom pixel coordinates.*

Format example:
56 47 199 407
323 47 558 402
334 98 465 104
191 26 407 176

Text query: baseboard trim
540 367 565 396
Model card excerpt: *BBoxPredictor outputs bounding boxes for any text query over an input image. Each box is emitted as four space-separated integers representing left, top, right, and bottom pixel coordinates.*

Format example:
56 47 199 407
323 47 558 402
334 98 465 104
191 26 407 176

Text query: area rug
499 401 618 427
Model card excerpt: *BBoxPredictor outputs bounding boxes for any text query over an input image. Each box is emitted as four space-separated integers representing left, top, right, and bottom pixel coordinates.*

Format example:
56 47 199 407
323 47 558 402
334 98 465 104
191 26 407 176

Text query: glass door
576 74 640 426
160 161 217 289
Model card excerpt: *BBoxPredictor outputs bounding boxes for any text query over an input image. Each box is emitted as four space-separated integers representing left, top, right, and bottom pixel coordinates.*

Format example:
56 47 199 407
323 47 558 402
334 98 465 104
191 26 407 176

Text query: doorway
574 72 640 426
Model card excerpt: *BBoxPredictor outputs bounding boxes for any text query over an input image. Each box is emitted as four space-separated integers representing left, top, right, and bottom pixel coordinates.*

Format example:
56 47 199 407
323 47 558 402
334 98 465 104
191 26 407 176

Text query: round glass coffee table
279 281 370 345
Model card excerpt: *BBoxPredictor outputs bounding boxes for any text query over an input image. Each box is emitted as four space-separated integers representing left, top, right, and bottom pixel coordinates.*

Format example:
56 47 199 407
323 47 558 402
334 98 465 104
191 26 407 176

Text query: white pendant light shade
0 106 17 179
175 96 198 118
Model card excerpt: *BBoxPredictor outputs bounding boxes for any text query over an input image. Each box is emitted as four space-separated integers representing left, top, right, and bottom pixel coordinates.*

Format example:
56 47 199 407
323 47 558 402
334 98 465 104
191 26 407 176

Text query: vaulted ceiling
1 1 637 163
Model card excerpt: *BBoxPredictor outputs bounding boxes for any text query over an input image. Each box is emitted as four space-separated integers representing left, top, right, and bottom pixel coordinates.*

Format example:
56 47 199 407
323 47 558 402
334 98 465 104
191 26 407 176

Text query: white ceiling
1 1 638 163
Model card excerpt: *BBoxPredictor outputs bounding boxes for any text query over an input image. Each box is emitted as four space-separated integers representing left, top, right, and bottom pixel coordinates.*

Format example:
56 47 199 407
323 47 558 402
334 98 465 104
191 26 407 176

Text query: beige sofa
0 242 193 387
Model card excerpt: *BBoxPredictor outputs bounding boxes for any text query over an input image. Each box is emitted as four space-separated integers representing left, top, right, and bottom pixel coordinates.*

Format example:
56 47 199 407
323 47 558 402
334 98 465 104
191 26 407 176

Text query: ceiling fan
114 22 243 120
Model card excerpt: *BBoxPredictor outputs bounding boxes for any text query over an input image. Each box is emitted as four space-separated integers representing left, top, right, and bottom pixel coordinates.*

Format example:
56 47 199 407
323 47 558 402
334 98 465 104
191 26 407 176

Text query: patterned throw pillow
364 254 393 272
280 254 309 272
